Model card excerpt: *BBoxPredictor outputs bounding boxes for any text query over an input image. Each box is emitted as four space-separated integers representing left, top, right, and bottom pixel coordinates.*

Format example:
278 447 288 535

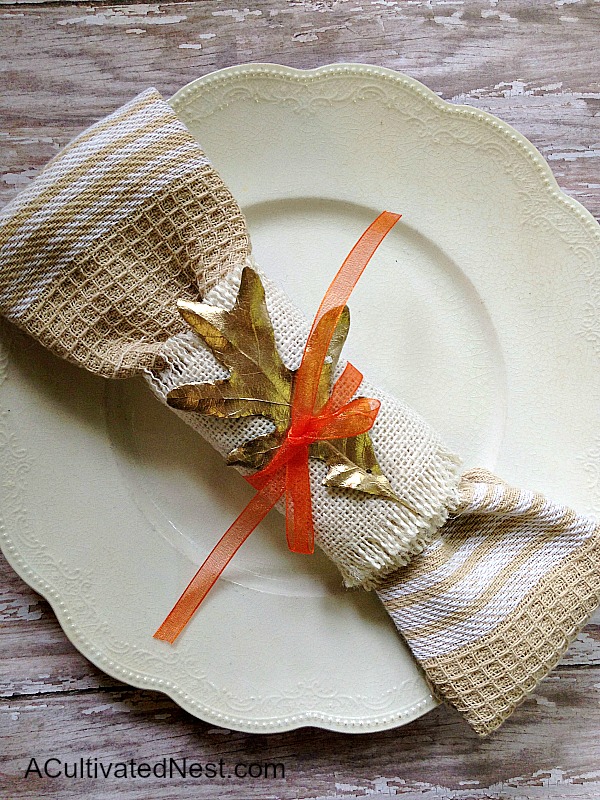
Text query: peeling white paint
27 681 56 695
58 5 187 28
82 703 114 715
332 768 599 798
533 693 557 708
125 28 146 34
547 148 600 162
293 30 319 42
561 630 600 665
578 771 600 781
334 781 363 794
292 20 348 41
179 31 217 48
433 10 464 26
0 592 42 619
291 0 359 10
212 8 262 23
500 79 527 97
0 133 59 148
452 79 572 101
481 8 517 21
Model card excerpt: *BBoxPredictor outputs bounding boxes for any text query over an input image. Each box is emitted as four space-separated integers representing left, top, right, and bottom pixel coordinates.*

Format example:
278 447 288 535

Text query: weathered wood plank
1 1 599 214
2 550 600 800
1 667 600 799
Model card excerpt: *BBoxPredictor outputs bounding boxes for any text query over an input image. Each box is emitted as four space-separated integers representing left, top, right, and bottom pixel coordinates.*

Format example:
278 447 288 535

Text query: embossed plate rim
171 62 600 243
1 63 599 734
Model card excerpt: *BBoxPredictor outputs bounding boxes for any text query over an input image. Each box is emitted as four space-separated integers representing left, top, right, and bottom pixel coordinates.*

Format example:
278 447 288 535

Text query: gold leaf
226 431 282 469
311 437 402 504
168 267 294 456
168 267 400 502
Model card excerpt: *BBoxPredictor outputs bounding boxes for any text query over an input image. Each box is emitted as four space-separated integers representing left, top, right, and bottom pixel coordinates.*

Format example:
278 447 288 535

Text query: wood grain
1 1 599 798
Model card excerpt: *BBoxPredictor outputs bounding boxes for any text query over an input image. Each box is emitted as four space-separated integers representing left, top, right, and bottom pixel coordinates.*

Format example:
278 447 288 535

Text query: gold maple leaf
167 266 399 502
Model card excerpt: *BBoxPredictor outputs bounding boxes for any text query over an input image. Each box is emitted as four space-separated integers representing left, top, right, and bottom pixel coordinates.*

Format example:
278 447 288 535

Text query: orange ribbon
154 211 401 643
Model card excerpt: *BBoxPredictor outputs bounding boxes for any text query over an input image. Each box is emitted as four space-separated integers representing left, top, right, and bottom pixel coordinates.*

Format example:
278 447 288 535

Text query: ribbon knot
248 365 382 555
155 212 401 643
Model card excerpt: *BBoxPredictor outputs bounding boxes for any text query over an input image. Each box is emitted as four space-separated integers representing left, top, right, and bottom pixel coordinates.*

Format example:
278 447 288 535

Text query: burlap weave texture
146 261 462 589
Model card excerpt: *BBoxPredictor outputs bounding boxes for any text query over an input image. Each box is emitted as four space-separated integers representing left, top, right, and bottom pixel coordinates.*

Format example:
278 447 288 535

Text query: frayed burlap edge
347 448 462 590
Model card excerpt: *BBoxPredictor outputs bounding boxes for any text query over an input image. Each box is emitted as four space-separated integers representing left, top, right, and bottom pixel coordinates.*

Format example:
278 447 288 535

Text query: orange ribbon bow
155 211 401 643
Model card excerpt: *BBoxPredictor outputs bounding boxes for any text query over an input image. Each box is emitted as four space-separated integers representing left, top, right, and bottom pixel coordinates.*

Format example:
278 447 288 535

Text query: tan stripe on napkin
377 469 600 735
0 88 250 378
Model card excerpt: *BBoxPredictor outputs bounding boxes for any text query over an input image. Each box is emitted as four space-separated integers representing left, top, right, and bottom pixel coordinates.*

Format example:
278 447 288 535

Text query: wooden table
1 2 599 797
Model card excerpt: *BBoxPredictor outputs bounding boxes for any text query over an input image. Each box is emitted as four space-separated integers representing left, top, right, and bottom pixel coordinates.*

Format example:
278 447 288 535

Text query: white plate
1 64 599 733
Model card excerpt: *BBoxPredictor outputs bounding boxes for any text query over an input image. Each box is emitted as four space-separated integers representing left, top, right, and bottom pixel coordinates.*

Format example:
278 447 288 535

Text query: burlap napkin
0 89 598 735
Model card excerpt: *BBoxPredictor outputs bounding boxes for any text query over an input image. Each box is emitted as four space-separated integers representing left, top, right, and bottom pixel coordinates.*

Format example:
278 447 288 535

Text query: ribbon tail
285 445 314 554
292 211 401 420
154 472 285 643
326 363 364 413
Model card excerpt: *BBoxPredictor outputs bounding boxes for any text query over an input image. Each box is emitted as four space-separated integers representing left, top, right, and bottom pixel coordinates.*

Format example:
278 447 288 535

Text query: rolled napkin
0 88 461 588
0 89 598 736
146 262 460 588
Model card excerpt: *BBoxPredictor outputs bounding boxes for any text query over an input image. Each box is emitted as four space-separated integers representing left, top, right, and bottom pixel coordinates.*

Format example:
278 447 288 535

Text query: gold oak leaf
167 266 400 503
167 266 293 470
